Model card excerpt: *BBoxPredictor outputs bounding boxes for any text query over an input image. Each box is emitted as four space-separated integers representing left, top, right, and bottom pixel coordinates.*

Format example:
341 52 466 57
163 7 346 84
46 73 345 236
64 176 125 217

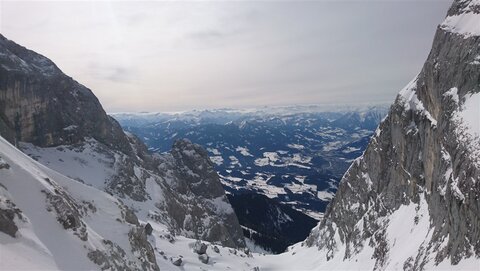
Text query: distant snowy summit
111 103 390 121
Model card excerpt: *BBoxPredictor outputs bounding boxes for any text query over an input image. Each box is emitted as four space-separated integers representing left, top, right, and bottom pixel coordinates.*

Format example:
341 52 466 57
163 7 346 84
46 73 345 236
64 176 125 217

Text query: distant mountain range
112 105 388 219
1 0 479 269
112 106 388 252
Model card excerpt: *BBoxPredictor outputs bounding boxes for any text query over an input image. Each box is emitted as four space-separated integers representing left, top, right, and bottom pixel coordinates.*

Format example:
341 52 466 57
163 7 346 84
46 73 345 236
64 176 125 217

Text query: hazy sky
0 0 452 112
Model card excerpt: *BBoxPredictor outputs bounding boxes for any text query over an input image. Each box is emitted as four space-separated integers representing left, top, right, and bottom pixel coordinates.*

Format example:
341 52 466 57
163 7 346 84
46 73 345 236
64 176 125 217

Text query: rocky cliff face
0 32 245 257
305 0 479 269
0 35 131 153
152 139 245 248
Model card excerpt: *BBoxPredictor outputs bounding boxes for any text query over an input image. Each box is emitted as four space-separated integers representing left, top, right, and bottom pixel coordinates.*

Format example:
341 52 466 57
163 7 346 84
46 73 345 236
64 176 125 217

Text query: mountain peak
0 34 61 77
305 0 480 268
441 0 480 38
0 34 134 155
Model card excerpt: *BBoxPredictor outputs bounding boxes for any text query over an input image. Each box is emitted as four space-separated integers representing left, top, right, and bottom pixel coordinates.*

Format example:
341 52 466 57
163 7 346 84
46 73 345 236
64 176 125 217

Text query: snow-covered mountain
1 0 479 270
112 107 388 217
0 31 246 269
303 0 480 268
112 106 387 252
0 135 158 270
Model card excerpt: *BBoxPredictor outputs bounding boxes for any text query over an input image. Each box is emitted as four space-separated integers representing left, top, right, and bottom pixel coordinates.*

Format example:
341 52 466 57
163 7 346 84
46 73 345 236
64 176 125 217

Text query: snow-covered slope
19 136 245 249
440 0 480 38
1 0 479 270
0 136 159 270
302 0 480 269
0 31 245 250
0 135 255 270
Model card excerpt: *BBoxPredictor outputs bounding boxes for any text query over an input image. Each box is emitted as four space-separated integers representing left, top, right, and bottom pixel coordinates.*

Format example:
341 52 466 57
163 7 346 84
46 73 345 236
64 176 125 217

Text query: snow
62 125 78 131
208 196 235 215
444 87 460 104
384 195 432 270
291 153 312 164
210 155 224 166
20 140 115 190
458 91 480 138
286 182 316 196
228 155 241 166
471 55 480 65
147 220 261 271
253 151 311 169
450 176 466 201
362 172 373 191
0 137 100 270
441 11 480 38
0 231 59 270
207 147 221 155
254 157 269 166
450 90 480 168
296 191 480 270
2 132 479 270
244 236 272 254
399 76 438 126
263 152 280 162
322 141 343 152
0 135 173 270
287 143 305 150
317 190 335 201
236 146 253 157
342 146 361 153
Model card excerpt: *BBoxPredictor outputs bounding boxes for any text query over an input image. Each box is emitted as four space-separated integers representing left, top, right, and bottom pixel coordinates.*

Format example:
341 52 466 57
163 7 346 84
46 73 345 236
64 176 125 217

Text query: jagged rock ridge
305 0 480 269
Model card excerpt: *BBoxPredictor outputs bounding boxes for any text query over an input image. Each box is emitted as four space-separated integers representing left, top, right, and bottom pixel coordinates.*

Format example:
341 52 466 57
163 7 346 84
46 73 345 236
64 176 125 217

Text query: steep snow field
2 130 478 270
0 136 99 270
459 92 480 138
0 136 153 270
441 0 480 38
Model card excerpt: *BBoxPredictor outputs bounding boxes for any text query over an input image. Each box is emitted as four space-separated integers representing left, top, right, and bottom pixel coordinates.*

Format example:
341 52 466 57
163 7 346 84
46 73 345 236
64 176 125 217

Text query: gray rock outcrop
194 240 208 255
171 256 182 266
0 205 19 237
0 34 131 153
153 139 246 248
128 227 159 271
306 0 480 269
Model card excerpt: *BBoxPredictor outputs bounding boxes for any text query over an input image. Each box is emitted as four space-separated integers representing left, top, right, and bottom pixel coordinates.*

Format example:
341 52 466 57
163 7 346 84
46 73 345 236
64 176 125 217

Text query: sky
0 0 452 112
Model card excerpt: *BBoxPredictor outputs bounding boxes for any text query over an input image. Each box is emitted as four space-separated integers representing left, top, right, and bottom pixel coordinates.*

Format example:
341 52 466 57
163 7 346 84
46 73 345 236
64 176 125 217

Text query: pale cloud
0 0 452 112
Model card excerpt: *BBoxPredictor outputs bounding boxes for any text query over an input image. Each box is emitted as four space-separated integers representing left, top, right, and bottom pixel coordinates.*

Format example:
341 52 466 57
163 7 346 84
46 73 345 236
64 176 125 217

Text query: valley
0 0 479 270
112 106 388 252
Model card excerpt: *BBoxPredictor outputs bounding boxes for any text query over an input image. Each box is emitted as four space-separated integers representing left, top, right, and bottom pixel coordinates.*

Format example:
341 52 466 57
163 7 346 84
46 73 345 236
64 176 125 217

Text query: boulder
171 257 182 266
144 223 153 235
198 254 209 264
0 209 18 237
193 240 208 255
